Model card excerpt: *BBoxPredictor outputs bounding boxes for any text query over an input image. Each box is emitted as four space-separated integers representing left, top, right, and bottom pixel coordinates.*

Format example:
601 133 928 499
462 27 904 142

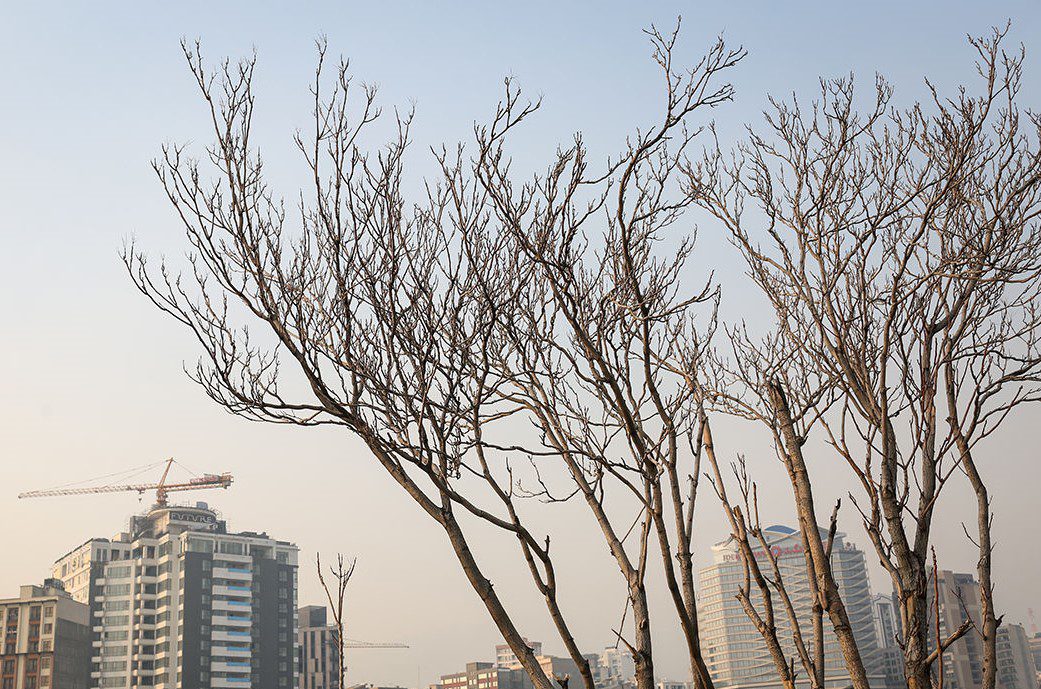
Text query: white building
593 646 635 688
53 502 299 689
696 524 885 689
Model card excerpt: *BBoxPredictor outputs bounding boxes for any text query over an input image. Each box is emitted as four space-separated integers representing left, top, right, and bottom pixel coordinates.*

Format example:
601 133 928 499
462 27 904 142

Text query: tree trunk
767 382 873 689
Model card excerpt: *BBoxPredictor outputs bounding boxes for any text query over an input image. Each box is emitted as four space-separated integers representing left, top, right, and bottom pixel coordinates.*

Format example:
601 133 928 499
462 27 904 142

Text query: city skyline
3 2 1041 688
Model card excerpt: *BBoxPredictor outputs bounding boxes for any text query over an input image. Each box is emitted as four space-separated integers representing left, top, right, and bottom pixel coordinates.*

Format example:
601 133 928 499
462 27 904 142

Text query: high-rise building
52 502 299 689
994 624 1036 689
871 593 904 689
929 571 1039 689
298 605 339 689
0 579 91 689
931 570 985 689
696 524 885 689
1028 633 1041 686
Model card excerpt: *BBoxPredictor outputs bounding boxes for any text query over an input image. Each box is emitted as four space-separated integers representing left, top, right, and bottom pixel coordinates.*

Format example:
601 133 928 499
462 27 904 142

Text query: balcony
211 660 252 674
213 614 251 628
212 599 251 612
213 567 251 581
212 629 252 643
212 584 251 598
212 645 251 658
212 677 252 688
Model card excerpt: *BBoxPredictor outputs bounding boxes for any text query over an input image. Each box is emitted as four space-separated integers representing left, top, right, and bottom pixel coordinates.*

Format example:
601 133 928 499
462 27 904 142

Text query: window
218 541 244 556
187 539 213 554
43 607 53 619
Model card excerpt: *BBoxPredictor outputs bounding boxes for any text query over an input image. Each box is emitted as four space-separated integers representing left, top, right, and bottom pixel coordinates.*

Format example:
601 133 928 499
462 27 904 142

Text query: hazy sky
2 2 1040 687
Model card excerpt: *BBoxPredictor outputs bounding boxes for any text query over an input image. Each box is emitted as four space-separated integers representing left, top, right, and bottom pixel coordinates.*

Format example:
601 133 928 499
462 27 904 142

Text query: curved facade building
696 525 885 689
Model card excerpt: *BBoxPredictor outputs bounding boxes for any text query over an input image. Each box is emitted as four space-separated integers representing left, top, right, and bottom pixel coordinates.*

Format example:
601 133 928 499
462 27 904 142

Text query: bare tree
317 553 356 688
464 24 743 689
125 27 741 689
125 39 593 689
693 25 1041 689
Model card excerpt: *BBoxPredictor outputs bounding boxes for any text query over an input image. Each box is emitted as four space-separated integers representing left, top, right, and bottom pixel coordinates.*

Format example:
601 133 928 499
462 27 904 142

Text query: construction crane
343 639 409 649
18 458 232 507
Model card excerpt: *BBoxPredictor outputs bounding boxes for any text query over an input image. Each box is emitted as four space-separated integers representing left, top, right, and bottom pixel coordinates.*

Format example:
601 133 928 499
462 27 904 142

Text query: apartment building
52 502 299 689
0 579 90 689
298 605 339 689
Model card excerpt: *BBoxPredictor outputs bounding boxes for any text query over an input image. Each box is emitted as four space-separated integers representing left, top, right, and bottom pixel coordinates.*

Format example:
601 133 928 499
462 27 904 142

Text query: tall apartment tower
297 605 339 689
696 525 885 689
0 579 91 689
52 502 299 689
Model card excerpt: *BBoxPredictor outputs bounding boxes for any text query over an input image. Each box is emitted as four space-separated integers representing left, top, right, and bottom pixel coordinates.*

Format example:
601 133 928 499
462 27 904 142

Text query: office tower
297 605 339 689
696 524 885 689
871 593 904 689
52 502 299 689
0 579 91 689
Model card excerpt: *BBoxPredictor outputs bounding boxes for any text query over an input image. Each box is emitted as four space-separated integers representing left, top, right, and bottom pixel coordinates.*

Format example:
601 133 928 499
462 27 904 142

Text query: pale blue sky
2 2 1040 686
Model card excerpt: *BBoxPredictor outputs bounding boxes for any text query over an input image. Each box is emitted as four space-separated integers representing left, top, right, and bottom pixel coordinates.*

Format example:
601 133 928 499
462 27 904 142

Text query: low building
438 641 578 689
0 579 91 689
440 661 529 689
